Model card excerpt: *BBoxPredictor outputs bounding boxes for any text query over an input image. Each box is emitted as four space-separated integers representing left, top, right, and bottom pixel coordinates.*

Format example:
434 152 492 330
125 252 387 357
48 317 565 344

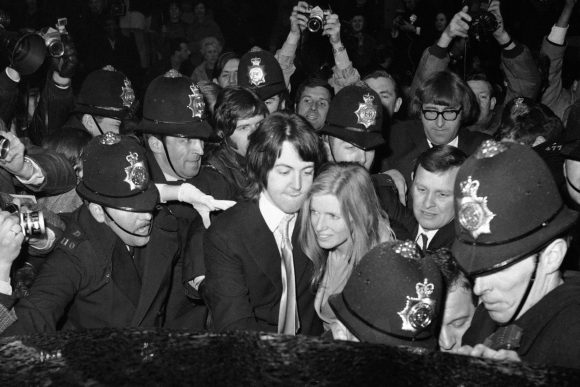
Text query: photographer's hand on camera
290 1 310 37
0 210 24 282
0 132 33 181
51 35 78 85
322 12 341 45
437 6 470 49
488 1 513 49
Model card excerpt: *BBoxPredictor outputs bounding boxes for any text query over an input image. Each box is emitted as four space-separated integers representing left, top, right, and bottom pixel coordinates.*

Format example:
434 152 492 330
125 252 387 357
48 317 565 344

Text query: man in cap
453 140 580 369
238 50 289 113
203 112 325 335
329 240 443 349
0 133 200 334
319 84 415 236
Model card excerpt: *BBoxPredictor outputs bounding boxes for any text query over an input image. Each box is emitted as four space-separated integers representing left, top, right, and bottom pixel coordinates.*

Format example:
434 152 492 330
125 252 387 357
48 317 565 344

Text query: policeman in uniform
1 133 200 334
452 140 580 369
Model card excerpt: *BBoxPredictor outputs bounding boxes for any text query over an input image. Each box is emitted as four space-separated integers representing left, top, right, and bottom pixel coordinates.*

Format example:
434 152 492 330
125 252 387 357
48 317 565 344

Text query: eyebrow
274 163 314 170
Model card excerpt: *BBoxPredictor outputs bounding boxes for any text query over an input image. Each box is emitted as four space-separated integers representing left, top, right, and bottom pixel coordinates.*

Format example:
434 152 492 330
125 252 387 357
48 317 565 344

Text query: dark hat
452 140 579 277
237 50 286 101
329 240 443 349
564 101 580 142
76 65 135 119
77 132 159 212
561 139 580 161
137 70 215 139
319 84 385 150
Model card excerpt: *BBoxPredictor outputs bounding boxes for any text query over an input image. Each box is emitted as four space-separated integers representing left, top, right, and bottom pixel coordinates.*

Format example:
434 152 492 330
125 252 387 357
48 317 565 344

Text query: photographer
275 2 360 94
408 1 541 136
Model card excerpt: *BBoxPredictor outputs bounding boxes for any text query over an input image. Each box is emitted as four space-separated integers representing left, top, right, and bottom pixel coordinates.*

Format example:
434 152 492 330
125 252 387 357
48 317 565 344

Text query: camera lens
0 137 10 160
307 16 323 33
20 210 45 237
48 40 64 57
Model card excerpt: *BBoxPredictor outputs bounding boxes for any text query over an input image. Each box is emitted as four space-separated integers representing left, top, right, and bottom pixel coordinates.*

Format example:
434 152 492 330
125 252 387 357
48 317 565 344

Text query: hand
488 1 506 40
0 132 29 179
290 1 310 35
456 344 521 362
322 12 341 44
51 34 78 79
0 211 24 271
178 183 236 228
444 6 471 40
383 169 407 205
398 19 416 34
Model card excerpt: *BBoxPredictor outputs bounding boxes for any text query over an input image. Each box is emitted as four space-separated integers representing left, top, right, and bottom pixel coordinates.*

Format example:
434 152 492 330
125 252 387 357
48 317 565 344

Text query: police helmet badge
120 78 135 108
458 176 496 238
354 94 377 128
102 65 116 72
124 152 148 191
398 278 436 332
99 132 121 145
248 57 266 87
187 84 205 119
164 69 182 78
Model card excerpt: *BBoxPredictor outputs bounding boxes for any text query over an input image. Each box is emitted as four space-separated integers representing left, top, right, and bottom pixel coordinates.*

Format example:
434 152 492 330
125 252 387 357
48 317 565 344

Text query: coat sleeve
23 144 77 195
501 43 541 105
2 248 84 335
203 227 259 332
540 37 572 120
409 44 450 100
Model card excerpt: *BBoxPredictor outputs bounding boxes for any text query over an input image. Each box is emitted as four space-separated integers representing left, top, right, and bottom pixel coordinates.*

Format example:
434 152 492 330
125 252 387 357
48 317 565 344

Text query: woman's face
169 3 181 22
204 45 220 65
309 194 351 252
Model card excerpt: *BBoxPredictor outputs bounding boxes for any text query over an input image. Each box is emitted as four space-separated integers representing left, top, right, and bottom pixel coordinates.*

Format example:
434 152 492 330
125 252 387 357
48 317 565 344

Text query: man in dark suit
409 145 467 250
0 133 199 334
203 112 325 335
385 71 490 189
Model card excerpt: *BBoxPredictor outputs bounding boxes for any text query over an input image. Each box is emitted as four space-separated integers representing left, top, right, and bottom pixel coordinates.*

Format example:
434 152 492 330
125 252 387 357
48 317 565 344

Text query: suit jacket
386 120 491 189
3 205 191 334
203 200 323 335
411 220 455 251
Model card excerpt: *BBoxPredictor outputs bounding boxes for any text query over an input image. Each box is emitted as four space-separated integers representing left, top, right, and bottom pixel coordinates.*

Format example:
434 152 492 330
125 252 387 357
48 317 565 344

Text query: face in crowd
467 80 496 125
296 86 331 131
411 165 459 231
229 114 264 157
364 76 402 118
263 141 315 214
326 136 374 171
439 278 476 352
149 135 204 180
309 193 351 253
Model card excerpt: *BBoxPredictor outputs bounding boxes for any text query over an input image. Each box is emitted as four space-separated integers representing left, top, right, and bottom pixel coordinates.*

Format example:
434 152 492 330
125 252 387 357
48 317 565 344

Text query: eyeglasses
421 108 462 121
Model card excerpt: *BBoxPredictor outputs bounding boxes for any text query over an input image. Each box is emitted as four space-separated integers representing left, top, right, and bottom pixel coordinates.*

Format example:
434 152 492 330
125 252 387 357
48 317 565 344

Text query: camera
40 18 68 58
307 6 329 33
465 1 498 41
0 194 45 237
0 135 9 160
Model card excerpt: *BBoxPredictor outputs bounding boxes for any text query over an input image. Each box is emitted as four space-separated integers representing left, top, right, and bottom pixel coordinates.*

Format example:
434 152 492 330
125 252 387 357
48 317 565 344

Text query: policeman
453 140 580 369
1 133 200 333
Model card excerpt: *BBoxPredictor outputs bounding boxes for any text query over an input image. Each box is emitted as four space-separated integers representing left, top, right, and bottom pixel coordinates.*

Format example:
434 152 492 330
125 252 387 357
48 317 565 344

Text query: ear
411 171 415 181
539 238 567 275
394 97 403 113
280 99 286 111
490 96 497 111
88 203 106 223
148 135 164 155
212 78 219 85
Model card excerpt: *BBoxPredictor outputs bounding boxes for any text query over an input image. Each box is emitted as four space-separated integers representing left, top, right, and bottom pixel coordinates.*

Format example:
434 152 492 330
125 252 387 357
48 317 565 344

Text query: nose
438 328 456 352
189 139 204 155
436 113 445 128
291 172 302 191
230 72 237 86
472 276 488 297
423 191 435 208
310 102 318 111
141 212 153 221
314 214 327 232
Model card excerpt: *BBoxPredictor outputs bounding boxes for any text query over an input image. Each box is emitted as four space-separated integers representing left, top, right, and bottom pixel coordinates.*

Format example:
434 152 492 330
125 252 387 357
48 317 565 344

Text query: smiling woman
299 162 394 338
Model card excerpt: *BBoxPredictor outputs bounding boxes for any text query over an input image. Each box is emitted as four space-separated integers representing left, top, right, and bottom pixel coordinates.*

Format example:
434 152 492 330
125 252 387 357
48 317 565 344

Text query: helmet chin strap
504 255 539 325
103 208 151 238
161 136 184 180
91 115 105 136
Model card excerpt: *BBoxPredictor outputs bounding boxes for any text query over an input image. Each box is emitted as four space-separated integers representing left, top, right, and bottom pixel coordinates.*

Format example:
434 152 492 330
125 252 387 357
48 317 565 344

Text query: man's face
310 194 351 251
473 256 536 324
435 12 447 32
217 58 239 88
439 283 475 352
296 86 331 130
564 159 580 205
264 94 283 113
164 136 204 179
169 3 181 21
467 80 495 124
89 0 103 14
263 141 314 214
85 115 121 137
421 103 463 145
364 76 400 117
103 207 153 247
177 43 191 62
351 16 365 32
411 165 458 230
229 114 264 157
328 136 375 171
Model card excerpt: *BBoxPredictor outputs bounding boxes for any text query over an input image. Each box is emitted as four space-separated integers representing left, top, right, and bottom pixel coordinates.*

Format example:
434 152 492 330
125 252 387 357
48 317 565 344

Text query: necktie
277 214 300 335
112 240 142 306
417 233 428 252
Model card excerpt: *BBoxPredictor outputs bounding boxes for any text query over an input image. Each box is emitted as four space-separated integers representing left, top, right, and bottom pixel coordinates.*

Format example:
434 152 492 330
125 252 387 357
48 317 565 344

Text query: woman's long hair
299 162 395 287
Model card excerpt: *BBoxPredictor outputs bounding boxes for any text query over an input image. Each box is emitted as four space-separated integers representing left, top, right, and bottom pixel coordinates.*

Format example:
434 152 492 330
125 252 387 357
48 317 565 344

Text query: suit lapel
244 202 283 293
428 221 456 250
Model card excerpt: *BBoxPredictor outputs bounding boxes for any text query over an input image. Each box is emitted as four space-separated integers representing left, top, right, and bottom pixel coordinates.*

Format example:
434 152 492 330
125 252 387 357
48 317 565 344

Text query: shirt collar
427 135 459 148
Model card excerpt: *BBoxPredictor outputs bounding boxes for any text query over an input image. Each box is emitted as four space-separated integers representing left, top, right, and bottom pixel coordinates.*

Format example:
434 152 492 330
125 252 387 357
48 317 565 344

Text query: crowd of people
0 0 580 374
